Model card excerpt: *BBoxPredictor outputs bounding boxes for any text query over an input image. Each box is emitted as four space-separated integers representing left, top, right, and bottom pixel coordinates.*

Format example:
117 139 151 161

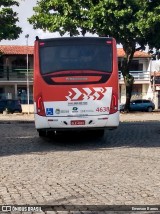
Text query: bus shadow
39 121 160 149
43 130 107 148
0 121 160 157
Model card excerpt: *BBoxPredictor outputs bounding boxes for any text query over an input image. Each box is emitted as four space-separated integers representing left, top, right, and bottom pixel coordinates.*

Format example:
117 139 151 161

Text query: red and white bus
34 37 119 137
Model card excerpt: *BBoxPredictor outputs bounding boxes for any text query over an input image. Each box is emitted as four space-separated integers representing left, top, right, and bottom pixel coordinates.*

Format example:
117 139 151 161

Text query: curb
0 120 34 124
120 120 160 123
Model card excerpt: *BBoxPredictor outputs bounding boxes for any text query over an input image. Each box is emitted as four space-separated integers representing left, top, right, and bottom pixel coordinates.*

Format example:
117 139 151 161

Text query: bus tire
38 130 47 137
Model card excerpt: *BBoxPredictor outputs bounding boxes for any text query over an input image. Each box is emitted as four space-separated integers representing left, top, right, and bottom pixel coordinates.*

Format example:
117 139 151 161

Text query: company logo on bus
72 107 78 111
65 87 108 101
72 107 78 113
55 109 60 114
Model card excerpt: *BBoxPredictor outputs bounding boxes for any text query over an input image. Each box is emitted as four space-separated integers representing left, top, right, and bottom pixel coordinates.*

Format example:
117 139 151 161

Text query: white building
118 49 155 105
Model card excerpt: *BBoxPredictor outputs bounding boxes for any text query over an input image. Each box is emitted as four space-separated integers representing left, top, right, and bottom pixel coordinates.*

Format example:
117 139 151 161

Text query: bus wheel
38 130 47 137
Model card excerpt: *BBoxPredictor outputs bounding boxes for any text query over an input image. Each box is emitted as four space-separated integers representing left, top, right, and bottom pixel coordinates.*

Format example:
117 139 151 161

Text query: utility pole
25 34 30 114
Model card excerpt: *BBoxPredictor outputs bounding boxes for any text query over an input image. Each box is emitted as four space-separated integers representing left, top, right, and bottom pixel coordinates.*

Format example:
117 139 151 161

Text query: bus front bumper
34 111 119 131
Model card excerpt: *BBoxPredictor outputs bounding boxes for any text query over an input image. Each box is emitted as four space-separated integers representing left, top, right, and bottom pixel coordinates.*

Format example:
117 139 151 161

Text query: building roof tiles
0 45 151 58
0 45 33 55
117 48 150 58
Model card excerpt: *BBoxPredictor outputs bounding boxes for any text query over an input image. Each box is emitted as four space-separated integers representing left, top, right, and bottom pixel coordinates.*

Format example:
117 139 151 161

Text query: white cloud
36 29 61 39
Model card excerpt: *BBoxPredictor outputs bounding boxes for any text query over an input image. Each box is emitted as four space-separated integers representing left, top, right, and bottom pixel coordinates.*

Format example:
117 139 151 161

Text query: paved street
0 113 160 213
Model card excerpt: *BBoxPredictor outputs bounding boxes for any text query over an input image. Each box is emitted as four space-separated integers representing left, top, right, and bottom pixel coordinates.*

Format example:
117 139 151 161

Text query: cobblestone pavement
0 112 160 214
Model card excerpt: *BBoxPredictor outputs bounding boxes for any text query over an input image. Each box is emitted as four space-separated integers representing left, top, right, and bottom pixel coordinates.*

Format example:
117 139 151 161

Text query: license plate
71 120 85 125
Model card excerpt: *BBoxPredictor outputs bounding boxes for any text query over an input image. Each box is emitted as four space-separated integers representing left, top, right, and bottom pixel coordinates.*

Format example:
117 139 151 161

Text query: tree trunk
124 74 134 112
121 44 135 112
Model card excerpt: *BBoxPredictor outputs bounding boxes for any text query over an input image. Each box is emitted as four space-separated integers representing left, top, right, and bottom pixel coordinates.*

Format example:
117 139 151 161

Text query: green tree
0 0 22 41
29 0 160 111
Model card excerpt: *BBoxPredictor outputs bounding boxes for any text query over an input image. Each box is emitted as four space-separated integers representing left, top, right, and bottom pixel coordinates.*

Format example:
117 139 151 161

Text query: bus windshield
39 43 112 74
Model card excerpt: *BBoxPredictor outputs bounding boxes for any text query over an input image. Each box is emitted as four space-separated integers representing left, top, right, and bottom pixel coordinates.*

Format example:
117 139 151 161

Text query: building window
132 84 142 99
12 58 28 78
0 57 3 78
118 60 143 71
130 60 143 71
118 60 122 71
17 87 27 104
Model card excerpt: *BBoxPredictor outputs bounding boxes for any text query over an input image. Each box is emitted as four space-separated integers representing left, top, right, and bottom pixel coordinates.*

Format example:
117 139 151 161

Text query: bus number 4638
96 107 110 112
